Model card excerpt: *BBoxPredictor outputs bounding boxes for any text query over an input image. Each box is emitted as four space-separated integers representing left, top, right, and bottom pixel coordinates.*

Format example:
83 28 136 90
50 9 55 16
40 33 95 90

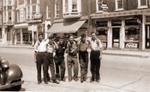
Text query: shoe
90 79 94 83
96 80 100 83
61 78 65 81
52 80 59 84
81 80 84 83
38 81 42 84
44 81 48 84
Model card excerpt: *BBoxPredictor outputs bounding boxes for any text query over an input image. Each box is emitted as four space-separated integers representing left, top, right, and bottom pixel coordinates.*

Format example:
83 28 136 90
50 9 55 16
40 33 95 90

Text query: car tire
11 85 21 91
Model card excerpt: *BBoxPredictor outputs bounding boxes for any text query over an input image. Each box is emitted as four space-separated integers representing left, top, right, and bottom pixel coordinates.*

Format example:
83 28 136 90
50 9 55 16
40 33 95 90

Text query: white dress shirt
34 39 47 52
90 38 103 51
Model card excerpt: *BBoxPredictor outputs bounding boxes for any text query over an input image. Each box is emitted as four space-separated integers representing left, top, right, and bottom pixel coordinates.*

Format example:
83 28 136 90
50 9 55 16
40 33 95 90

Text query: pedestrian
54 37 66 81
89 32 103 83
66 35 79 81
46 36 59 84
78 34 90 83
34 34 48 84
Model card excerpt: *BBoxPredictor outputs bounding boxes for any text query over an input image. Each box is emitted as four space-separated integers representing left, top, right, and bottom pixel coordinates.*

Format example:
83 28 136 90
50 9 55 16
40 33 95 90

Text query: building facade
0 0 15 45
91 0 150 50
0 0 150 50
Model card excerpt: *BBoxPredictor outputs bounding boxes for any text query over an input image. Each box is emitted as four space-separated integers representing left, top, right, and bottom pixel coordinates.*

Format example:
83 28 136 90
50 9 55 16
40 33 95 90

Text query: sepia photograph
0 0 149 91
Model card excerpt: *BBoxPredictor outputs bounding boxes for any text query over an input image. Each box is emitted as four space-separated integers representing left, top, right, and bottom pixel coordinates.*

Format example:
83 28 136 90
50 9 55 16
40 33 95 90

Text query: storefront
91 9 150 50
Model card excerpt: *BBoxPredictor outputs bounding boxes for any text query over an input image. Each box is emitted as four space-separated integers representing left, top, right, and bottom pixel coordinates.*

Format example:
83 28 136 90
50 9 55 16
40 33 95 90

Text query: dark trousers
67 55 78 81
36 52 48 83
54 56 65 80
90 51 101 81
79 51 88 81
46 53 56 81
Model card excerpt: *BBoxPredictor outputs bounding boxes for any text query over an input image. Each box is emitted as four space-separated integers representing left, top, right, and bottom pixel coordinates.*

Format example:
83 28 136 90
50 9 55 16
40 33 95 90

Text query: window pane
98 0 102 11
140 0 146 6
72 0 77 12
55 1 60 18
0 29 2 39
117 0 123 9
65 0 68 12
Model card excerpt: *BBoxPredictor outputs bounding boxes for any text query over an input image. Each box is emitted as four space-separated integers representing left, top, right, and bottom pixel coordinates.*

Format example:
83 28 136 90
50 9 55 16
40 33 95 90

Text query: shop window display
125 27 139 48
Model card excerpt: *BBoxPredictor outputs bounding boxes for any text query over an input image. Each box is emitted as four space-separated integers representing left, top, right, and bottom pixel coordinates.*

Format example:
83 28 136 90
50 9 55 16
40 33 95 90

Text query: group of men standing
34 31 103 84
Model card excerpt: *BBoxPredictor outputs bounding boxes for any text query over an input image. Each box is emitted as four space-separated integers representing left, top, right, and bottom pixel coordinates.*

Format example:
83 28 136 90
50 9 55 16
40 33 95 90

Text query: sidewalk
0 44 150 58
102 49 150 58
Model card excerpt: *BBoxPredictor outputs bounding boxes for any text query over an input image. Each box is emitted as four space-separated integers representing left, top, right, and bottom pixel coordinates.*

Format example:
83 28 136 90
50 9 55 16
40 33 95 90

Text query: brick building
91 0 150 50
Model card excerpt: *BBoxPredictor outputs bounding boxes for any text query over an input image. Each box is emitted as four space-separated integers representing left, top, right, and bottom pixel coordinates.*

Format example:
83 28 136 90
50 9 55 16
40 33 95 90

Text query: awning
14 23 28 29
48 20 86 33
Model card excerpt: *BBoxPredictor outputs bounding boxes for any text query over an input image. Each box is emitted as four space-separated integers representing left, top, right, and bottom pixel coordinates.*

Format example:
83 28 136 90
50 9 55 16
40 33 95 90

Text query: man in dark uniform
78 34 89 83
66 35 79 81
54 37 66 81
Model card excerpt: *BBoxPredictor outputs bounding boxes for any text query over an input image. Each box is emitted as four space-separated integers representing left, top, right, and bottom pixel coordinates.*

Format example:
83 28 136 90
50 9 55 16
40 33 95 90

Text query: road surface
0 47 150 92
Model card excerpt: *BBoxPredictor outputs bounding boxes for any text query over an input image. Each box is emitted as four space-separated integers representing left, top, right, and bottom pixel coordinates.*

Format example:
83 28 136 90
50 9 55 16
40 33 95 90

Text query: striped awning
48 20 86 33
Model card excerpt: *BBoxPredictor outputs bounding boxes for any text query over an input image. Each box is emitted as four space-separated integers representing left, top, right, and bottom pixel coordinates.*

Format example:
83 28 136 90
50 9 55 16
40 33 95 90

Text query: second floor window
115 0 124 11
55 1 60 18
138 0 148 8
63 0 81 14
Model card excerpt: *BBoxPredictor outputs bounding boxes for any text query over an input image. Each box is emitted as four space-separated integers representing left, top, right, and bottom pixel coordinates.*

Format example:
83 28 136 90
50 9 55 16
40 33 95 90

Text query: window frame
115 0 124 11
63 0 81 15
138 0 148 9
54 1 60 18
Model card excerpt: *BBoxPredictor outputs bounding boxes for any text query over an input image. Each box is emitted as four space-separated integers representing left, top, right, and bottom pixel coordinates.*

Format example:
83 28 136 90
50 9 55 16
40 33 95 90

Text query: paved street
0 47 150 92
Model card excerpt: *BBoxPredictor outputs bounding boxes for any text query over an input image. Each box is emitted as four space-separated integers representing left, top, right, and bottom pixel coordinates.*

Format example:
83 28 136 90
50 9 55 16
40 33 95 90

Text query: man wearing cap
89 32 103 83
66 35 79 81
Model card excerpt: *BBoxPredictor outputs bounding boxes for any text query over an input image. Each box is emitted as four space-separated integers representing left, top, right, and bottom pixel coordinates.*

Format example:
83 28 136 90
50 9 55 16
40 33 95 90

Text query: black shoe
44 81 48 84
90 79 94 83
52 80 59 84
81 80 84 83
96 80 100 83
61 78 65 81
38 81 42 84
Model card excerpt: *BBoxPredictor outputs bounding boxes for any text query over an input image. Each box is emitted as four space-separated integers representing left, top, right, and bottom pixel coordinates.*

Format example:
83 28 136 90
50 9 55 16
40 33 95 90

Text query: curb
102 52 150 58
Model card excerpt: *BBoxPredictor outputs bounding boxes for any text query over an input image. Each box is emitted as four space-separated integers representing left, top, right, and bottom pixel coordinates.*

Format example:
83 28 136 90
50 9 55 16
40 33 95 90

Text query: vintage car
0 57 24 91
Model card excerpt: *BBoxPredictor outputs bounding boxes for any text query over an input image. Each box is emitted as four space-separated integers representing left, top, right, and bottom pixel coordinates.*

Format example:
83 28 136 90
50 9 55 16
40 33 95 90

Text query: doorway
146 25 150 49
112 28 120 48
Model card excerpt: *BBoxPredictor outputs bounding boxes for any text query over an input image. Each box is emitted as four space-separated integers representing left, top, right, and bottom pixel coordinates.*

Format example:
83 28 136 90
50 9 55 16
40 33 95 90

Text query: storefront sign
126 42 138 48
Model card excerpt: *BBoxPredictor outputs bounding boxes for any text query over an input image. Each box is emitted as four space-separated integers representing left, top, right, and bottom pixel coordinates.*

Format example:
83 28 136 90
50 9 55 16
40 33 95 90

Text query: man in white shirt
89 32 103 83
34 34 49 84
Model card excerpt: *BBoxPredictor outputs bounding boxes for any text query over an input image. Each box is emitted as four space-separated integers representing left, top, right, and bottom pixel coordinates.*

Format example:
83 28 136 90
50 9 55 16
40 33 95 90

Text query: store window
138 0 148 8
125 27 139 48
115 0 124 11
96 21 107 48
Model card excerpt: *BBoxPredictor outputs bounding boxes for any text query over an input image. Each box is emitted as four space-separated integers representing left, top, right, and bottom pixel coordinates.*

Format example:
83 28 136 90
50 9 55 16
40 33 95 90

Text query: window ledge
115 8 124 11
138 5 148 9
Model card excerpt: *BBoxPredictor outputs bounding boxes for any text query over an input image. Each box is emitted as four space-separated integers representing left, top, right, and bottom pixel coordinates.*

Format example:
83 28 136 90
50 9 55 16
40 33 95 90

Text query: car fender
6 64 23 83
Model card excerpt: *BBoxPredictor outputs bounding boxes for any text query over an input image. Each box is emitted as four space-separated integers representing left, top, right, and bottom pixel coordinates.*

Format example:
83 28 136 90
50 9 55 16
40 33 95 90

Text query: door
146 25 150 48
112 28 120 48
